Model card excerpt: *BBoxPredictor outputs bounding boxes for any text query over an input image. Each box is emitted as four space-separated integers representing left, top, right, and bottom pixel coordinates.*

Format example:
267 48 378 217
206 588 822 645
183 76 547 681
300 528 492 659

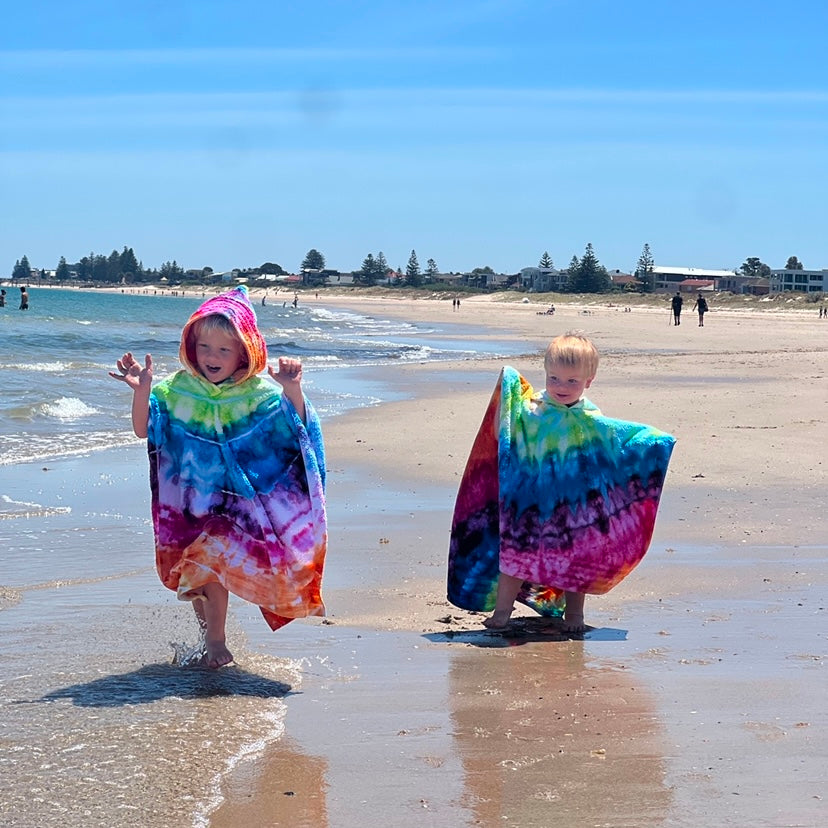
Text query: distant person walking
19 286 29 310
692 294 708 326
0 289 6 307
671 291 682 325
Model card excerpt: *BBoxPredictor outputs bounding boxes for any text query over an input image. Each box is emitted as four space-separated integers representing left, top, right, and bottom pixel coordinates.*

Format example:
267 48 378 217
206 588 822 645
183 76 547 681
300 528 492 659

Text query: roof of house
655 266 735 278
679 279 716 287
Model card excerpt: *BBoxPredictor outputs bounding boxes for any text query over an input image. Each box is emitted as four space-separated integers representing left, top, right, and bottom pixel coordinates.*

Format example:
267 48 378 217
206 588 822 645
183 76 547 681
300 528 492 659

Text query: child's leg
562 591 586 632
192 582 233 668
483 573 524 629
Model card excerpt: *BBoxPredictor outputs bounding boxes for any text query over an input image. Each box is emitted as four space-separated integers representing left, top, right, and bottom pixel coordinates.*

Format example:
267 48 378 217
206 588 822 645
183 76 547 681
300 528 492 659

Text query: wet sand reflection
444 631 672 826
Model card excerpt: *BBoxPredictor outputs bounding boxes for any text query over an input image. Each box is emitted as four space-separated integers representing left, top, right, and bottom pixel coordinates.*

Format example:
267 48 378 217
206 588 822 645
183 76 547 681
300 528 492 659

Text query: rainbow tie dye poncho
147 287 327 631
448 367 674 617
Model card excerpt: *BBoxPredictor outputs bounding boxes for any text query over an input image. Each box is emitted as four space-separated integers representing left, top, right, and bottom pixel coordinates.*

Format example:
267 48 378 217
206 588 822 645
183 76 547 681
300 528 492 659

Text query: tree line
8 244 808 294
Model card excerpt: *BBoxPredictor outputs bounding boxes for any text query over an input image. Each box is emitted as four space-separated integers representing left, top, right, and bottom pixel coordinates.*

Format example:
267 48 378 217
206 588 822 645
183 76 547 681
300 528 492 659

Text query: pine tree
107 249 122 281
120 246 140 280
567 244 610 293
405 249 422 286
358 253 379 286
635 243 655 292
376 252 389 282
12 256 32 282
55 256 71 281
539 251 553 268
426 258 438 279
301 249 325 271
564 255 580 292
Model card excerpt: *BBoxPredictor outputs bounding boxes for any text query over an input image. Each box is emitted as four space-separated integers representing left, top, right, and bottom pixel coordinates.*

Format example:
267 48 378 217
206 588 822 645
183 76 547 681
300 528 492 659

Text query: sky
2 0 828 277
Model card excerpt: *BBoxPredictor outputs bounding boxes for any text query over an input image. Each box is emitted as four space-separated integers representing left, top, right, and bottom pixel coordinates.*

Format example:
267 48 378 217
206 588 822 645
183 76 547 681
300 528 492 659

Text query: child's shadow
424 617 628 648
35 663 293 708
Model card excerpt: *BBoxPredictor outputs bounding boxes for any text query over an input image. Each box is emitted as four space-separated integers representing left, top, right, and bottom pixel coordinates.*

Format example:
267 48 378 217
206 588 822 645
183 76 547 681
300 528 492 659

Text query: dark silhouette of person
0 289 6 307
19 286 29 310
671 291 682 325
692 294 708 326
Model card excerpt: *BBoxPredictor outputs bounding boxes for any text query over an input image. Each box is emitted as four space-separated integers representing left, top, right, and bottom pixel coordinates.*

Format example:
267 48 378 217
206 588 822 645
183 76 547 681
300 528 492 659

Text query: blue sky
2 0 827 276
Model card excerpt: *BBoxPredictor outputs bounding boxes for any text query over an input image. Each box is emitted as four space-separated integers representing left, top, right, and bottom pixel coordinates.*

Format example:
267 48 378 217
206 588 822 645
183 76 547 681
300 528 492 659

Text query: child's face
545 361 594 406
194 327 246 384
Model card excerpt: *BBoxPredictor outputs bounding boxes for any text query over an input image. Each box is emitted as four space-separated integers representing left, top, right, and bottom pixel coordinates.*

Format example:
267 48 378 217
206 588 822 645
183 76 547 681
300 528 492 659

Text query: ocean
0 287 517 473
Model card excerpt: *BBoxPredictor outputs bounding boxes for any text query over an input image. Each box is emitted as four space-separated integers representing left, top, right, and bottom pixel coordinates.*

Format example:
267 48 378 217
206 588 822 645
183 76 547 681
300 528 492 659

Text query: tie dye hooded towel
147 286 327 631
448 367 674 617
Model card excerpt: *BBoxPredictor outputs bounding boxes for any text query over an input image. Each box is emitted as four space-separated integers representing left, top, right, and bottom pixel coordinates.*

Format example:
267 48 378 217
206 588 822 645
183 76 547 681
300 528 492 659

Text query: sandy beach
2 292 826 827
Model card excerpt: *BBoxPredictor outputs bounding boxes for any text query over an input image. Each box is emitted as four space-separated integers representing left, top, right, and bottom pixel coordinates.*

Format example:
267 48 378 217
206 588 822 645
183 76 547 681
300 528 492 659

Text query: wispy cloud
0 46 497 69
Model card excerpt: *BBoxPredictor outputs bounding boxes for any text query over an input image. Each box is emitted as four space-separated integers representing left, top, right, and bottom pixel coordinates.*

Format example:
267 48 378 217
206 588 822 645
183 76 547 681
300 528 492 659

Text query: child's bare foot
561 613 587 633
483 610 513 630
562 590 586 633
205 639 234 669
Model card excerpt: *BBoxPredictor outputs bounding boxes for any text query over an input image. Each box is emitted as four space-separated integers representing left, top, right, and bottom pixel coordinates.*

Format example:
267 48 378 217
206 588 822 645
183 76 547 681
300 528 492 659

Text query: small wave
1 361 71 373
0 494 72 519
0 430 141 467
40 397 99 420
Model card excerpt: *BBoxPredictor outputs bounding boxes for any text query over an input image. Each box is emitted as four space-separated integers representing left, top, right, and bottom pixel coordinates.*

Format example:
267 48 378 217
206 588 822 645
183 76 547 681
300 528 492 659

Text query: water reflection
208 737 329 828
444 639 672 826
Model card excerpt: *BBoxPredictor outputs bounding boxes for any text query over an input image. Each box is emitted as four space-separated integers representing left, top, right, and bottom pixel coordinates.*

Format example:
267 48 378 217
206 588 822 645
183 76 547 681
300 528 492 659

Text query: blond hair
544 331 599 378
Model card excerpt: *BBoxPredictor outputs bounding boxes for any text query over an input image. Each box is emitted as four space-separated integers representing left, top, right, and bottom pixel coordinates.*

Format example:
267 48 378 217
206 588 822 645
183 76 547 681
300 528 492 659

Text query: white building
519 266 567 292
769 268 827 294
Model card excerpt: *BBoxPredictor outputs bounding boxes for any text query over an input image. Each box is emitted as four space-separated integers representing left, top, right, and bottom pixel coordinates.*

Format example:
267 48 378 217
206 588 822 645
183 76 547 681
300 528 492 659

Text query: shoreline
15 279 828 319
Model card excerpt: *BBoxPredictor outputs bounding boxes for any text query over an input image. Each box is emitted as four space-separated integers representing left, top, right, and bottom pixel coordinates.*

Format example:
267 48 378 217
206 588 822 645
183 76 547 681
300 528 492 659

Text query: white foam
0 493 72 518
41 396 99 420
2 361 70 372
193 703 287 828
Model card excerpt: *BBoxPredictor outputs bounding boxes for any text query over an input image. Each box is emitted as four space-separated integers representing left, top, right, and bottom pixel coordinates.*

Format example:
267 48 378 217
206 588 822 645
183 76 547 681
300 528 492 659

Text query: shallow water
0 287 525 468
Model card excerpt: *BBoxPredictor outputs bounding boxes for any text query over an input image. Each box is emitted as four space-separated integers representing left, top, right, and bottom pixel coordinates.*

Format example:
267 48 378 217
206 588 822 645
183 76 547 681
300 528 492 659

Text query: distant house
678 278 715 294
742 278 770 296
609 270 638 290
212 270 241 283
519 266 567 292
716 273 770 295
769 268 827 294
651 266 736 293
430 272 464 287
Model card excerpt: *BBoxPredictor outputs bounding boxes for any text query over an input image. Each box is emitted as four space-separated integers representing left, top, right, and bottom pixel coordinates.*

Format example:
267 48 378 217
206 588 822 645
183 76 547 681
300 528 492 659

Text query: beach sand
2 294 826 827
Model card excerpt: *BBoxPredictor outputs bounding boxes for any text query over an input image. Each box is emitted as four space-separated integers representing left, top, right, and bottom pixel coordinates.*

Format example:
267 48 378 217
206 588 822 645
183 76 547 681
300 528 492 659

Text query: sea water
0 287 517 471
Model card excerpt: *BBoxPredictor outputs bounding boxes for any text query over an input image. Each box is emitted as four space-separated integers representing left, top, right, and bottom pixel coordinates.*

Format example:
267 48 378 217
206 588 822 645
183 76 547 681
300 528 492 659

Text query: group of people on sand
0 286 28 309
671 291 708 326
111 286 674 668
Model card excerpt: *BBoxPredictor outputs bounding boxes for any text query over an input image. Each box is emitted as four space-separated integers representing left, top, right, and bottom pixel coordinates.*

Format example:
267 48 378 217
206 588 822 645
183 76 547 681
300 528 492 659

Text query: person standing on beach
692 294 708 326
110 286 327 668
671 291 682 325
448 332 674 633
19 286 29 310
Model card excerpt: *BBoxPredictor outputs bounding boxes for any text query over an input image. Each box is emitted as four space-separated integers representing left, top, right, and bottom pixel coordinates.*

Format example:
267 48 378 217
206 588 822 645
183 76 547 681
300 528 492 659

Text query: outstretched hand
267 357 303 390
268 358 306 421
110 352 153 391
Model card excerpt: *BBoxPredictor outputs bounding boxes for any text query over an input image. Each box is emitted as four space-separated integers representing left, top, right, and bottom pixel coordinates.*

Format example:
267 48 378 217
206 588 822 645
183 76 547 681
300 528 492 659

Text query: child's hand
268 358 306 421
110 352 153 391
267 357 303 390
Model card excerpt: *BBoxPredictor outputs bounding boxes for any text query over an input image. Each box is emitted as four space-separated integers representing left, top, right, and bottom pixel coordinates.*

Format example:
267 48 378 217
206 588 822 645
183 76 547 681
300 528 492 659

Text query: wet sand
2 295 826 826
